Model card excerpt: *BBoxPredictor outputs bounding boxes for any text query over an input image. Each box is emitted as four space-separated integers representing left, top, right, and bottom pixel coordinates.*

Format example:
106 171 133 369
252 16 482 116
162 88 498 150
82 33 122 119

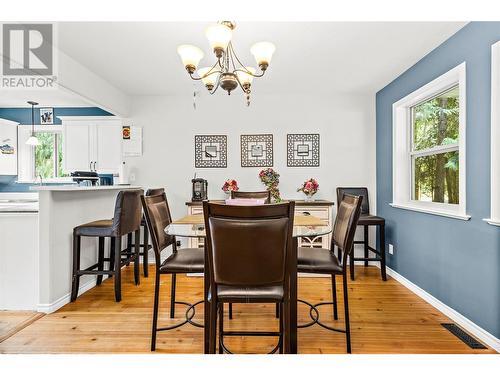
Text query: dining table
165 211 333 354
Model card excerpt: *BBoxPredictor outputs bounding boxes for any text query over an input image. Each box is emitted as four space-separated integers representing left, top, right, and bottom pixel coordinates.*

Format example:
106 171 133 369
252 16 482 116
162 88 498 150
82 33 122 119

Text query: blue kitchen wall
376 22 500 339
0 107 113 192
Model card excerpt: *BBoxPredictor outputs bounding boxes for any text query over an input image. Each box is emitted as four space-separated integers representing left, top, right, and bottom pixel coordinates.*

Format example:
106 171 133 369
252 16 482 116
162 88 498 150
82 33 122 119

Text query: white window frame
17 125 73 184
390 62 470 220
485 41 500 226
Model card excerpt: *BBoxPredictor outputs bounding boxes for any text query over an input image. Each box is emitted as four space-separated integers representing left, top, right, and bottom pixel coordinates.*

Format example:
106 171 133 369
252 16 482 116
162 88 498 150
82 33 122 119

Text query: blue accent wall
0 107 113 192
376 22 500 339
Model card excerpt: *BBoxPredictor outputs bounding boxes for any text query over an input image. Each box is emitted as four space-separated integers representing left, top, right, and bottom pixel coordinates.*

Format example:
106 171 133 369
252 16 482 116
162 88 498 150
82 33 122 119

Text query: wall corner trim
384 266 500 353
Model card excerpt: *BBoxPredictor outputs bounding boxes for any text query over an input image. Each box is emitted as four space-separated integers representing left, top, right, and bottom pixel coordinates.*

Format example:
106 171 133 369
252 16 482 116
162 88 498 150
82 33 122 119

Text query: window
411 86 459 204
34 131 67 179
485 40 500 226
17 125 71 183
391 63 469 220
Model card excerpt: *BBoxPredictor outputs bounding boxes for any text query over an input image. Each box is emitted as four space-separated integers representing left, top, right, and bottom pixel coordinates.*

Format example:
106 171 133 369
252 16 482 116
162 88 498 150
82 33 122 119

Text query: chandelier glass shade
177 21 275 106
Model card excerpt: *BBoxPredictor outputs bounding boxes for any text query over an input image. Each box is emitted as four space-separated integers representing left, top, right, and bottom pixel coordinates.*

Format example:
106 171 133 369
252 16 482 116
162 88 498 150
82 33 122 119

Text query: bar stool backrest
332 194 363 265
112 190 143 236
231 190 271 203
146 188 165 196
336 187 369 215
203 202 294 286
141 193 175 265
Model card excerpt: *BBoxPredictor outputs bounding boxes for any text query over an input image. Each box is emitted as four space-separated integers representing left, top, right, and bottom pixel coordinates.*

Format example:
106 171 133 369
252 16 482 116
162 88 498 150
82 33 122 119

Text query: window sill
389 203 471 221
483 218 500 227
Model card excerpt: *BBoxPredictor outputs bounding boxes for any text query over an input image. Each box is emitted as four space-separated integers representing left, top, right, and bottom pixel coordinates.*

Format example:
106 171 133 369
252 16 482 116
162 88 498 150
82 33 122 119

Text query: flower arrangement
222 179 239 193
259 168 281 202
297 178 319 201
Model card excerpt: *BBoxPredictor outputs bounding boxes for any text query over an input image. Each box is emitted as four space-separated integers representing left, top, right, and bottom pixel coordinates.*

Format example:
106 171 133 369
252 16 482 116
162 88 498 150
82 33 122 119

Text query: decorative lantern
192 178 208 201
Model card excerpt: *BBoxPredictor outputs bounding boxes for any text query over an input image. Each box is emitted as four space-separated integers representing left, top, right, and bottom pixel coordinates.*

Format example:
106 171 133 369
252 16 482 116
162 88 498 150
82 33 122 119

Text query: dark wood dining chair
297 193 363 353
125 188 165 278
336 187 386 281
230 190 271 202
142 192 204 351
71 189 143 302
203 201 295 354
229 190 274 319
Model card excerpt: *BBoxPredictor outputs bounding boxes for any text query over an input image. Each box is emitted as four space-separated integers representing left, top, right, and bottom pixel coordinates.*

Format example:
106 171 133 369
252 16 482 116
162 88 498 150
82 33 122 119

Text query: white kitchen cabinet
60 116 123 174
0 118 19 175
63 123 92 172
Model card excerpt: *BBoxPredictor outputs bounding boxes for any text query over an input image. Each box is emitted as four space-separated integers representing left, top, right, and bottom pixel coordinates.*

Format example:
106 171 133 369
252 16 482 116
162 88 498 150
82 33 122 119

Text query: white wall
127 92 376 221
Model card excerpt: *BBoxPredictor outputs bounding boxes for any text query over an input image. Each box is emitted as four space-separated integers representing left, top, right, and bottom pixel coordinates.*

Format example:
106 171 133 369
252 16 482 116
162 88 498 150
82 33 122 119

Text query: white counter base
37 186 142 313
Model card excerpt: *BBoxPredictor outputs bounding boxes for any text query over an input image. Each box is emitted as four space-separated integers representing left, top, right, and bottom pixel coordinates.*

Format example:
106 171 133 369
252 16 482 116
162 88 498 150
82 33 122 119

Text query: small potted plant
297 178 319 201
222 179 239 196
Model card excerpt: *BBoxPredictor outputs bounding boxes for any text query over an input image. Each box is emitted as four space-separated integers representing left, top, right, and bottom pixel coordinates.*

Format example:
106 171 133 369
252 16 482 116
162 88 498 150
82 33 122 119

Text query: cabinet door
0 121 18 175
95 123 122 174
63 123 92 173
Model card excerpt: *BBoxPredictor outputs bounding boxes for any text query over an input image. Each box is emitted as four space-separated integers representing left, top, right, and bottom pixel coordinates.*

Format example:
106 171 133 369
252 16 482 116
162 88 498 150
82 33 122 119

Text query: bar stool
71 189 143 302
203 201 294 354
297 194 363 353
125 188 165 278
336 187 387 281
141 191 205 351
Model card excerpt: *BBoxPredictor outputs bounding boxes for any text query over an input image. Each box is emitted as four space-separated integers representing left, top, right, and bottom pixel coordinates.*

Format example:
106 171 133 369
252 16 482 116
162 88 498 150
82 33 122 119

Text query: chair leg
70 234 81 302
218 303 224 354
342 271 351 353
126 233 133 265
332 274 338 320
151 272 160 351
276 303 280 319
364 225 369 267
350 250 355 281
170 274 176 318
96 237 105 285
380 223 387 281
228 303 233 320
109 237 115 278
279 302 284 354
134 229 140 285
143 226 149 277
114 236 122 302
209 299 218 354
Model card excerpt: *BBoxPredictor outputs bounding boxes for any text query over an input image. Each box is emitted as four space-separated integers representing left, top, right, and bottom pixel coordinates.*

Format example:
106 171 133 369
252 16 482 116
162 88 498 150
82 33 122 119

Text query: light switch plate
389 244 394 255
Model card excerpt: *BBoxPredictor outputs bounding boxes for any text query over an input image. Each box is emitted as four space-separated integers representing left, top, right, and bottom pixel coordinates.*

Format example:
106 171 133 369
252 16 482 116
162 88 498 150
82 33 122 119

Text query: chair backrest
231 190 271 203
111 190 143 236
203 201 294 286
336 187 369 215
146 188 165 196
332 194 363 264
141 192 175 266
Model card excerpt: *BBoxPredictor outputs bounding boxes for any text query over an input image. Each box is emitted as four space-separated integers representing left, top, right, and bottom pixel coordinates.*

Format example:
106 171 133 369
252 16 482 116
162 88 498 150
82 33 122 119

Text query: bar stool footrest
156 300 204 331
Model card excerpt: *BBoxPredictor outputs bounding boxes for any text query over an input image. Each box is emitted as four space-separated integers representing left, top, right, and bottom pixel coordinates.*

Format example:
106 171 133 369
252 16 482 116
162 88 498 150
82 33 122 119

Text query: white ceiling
56 22 466 97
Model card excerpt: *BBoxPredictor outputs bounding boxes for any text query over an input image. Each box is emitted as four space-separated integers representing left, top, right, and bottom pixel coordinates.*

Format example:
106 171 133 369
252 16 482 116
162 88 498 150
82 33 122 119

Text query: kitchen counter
35 185 142 313
31 185 142 192
0 193 39 212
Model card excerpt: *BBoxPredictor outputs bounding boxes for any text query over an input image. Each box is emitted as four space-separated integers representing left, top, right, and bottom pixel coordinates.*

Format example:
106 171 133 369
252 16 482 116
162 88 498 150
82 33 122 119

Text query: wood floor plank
0 311 44 343
0 265 495 354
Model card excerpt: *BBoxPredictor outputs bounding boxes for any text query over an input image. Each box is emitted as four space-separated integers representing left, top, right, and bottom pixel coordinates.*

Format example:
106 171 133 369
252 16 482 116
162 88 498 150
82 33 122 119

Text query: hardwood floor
0 265 495 354
0 311 44 343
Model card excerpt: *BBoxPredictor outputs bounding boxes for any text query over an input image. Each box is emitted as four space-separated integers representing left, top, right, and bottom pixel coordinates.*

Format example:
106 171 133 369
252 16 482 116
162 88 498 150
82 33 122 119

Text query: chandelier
177 21 275 106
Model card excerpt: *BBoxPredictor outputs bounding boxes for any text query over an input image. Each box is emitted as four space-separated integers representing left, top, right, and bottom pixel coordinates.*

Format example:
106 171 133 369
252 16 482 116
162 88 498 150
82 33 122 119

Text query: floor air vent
441 323 487 349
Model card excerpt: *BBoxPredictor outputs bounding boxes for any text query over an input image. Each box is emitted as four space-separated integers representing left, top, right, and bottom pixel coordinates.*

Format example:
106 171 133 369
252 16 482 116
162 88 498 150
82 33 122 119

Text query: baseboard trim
384 266 500 353
36 278 102 314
